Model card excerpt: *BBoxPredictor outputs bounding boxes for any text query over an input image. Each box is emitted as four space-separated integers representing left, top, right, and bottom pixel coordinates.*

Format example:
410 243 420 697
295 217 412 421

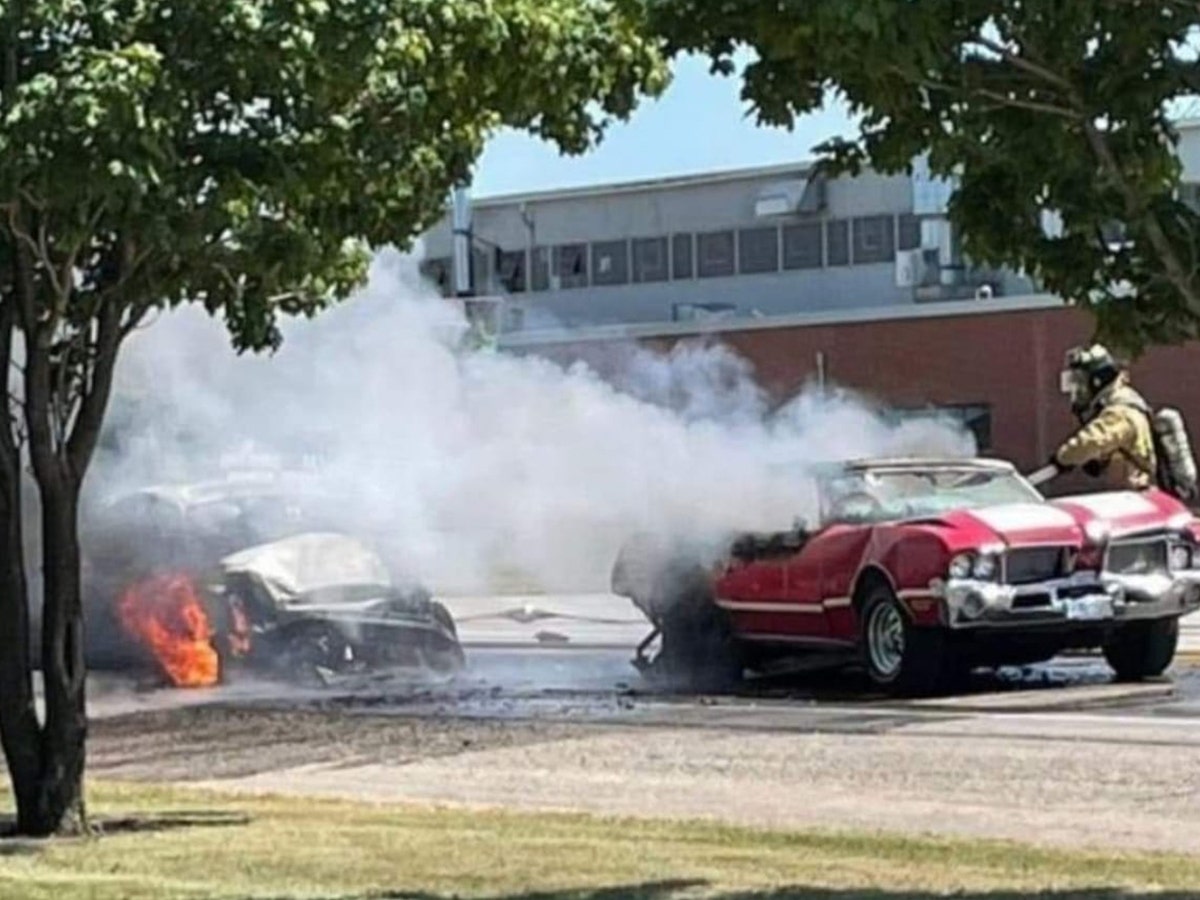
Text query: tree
0 0 666 835
647 0 1200 353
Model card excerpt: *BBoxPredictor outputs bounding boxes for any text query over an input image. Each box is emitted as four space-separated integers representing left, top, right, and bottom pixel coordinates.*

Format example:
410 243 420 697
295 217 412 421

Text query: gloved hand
1082 459 1105 478
1050 454 1073 474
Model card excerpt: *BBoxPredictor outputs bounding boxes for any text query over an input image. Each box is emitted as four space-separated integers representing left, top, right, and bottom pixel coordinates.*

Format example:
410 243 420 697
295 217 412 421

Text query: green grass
0 781 1196 899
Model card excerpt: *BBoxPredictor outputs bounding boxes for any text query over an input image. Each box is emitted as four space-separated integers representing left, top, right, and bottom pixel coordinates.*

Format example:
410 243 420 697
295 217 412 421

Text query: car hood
915 490 1192 548
1050 490 1193 540
220 531 394 607
931 502 1084 547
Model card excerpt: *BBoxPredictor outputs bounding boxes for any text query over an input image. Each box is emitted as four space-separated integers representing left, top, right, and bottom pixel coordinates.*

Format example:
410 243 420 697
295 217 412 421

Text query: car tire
860 585 946 697
421 601 466 673
1103 617 1179 682
280 621 353 683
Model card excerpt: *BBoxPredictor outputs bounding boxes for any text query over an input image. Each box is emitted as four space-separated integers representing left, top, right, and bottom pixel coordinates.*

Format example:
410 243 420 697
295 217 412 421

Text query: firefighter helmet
1060 343 1120 412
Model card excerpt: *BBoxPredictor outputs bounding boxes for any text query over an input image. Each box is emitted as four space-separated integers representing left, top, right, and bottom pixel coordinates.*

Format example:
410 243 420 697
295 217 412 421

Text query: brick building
501 295 1200 489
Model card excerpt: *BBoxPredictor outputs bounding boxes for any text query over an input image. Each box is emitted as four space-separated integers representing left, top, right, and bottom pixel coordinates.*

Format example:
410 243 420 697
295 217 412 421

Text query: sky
469 52 860 199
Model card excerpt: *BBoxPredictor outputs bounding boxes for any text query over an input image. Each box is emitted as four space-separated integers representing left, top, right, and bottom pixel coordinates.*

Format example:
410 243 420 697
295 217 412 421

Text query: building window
1180 183 1200 213
419 257 451 296
553 243 588 289
852 215 895 264
782 223 823 270
898 214 921 252
890 403 993 452
632 237 668 283
738 227 780 274
697 230 735 278
530 247 550 292
472 248 490 291
591 240 629 286
826 220 850 266
671 233 694 280
496 249 526 293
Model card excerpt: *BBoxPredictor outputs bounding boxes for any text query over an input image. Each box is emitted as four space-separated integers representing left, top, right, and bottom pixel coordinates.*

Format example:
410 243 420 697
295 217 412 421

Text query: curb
891 681 1177 715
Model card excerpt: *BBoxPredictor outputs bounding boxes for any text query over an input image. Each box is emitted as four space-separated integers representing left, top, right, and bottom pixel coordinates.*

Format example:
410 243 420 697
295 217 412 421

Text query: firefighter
1050 343 1157 491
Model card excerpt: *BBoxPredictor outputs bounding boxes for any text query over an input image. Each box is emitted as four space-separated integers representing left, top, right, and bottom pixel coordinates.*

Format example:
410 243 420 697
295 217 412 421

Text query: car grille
1005 547 1067 585
1105 537 1169 576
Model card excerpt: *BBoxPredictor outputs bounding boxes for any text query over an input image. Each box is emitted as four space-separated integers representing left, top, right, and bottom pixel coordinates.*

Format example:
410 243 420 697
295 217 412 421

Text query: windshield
822 466 1043 524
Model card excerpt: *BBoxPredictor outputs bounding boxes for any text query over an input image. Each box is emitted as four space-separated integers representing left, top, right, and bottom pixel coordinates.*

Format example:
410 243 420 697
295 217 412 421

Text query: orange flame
116 573 219 688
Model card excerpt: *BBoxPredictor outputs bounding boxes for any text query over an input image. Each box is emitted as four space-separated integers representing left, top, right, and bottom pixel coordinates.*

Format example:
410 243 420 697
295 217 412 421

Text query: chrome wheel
867 600 905 679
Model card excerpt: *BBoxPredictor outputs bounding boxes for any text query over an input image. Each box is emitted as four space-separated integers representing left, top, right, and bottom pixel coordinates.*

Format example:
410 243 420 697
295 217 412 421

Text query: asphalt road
79 596 1200 856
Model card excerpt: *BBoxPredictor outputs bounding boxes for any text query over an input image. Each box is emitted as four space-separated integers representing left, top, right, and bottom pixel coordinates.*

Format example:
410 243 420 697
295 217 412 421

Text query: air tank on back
1153 407 1199 501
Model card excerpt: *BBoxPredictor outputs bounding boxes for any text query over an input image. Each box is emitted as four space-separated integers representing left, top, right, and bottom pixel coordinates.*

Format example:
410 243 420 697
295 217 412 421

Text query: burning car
612 457 1200 696
83 475 464 686
217 532 463 680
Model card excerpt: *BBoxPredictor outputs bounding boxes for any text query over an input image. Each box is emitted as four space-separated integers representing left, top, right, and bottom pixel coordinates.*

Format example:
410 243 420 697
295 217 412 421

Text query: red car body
612 458 1200 694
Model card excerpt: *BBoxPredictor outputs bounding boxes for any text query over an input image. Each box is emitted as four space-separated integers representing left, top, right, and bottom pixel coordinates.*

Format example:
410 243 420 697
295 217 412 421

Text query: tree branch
970 35 1076 93
65 302 120 479
1082 120 1200 317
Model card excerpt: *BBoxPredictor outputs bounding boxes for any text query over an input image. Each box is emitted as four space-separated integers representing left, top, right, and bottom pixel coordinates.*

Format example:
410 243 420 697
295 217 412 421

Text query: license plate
1064 596 1113 620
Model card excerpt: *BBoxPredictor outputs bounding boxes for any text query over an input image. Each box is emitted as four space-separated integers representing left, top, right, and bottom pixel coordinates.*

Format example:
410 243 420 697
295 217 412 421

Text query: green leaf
647 0 1200 353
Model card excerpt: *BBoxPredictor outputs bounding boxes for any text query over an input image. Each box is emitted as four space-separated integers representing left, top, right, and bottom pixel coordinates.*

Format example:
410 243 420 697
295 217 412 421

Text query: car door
810 523 876 643
711 527 827 641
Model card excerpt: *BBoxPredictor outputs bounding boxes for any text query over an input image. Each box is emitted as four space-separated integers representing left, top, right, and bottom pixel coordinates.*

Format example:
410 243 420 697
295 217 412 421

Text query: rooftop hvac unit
754 173 826 218
894 248 940 288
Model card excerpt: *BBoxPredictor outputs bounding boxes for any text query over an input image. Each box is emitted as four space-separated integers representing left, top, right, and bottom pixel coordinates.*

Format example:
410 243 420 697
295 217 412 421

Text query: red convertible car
611 458 1200 695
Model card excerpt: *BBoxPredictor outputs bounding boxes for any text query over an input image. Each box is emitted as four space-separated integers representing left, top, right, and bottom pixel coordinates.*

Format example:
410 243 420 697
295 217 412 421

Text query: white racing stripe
967 503 1078 534
1057 491 1160 519
715 599 824 614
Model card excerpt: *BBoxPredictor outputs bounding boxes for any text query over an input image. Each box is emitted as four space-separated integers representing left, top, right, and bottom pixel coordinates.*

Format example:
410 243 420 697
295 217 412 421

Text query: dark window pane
671 233 693 280
782 223 823 270
738 227 779 274
891 403 992 452
633 237 668 283
826 220 849 266
419 257 451 296
697 231 735 278
531 247 550 291
964 405 993 452
852 215 895 264
898 214 921 251
496 250 526 293
591 240 629 286
553 243 588 289
472 248 490 290
1181 183 1200 213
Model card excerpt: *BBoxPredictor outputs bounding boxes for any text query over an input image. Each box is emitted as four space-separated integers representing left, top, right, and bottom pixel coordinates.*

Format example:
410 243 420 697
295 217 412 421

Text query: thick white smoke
90 249 975 594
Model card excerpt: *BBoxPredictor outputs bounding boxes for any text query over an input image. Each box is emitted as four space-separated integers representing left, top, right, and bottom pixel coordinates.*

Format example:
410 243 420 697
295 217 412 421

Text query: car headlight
972 553 999 581
1169 544 1193 572
948 553 974 579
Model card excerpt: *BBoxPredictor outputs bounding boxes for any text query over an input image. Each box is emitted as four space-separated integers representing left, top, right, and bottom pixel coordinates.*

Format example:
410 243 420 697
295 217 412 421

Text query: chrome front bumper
930 569 1200 630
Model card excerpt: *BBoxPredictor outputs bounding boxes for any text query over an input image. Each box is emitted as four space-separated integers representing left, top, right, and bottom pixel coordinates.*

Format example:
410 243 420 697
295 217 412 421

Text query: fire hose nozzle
1026 464 1060 487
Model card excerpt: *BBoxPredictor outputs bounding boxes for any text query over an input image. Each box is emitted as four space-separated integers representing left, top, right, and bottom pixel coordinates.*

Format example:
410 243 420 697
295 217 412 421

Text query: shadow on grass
0 808 250 847
251 885 1200 900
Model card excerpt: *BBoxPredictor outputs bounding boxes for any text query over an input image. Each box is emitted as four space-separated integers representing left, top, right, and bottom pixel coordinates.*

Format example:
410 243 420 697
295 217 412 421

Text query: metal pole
816 351 827 392
452 186 473 298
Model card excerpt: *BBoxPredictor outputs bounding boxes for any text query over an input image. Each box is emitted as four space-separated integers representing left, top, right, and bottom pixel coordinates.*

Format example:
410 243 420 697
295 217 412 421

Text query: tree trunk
0 441 41 835
0 291 42 834
29 480 88 836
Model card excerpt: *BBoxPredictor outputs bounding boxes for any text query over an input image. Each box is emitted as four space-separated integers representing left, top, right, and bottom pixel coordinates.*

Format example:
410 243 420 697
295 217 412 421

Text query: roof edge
470 158 821 209
499 293 1069 347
